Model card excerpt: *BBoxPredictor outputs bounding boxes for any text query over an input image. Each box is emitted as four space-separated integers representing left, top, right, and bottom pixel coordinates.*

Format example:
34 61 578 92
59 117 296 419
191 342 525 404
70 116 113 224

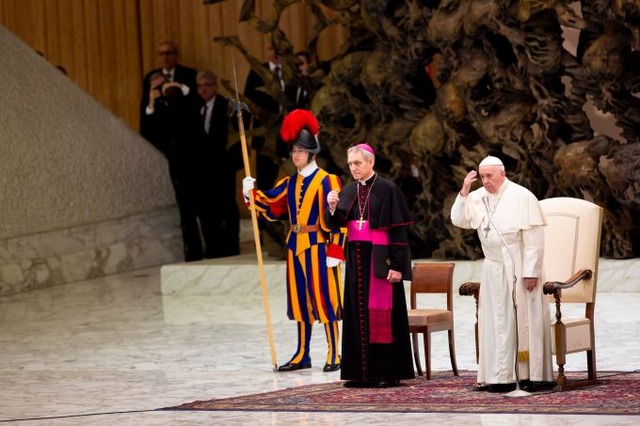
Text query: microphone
483 197 511 259
482 194 530 397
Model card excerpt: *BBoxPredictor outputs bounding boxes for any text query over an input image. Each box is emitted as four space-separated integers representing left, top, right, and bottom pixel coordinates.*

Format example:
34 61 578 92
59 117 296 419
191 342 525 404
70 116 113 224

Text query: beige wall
0 25 175 240
0 0 346 132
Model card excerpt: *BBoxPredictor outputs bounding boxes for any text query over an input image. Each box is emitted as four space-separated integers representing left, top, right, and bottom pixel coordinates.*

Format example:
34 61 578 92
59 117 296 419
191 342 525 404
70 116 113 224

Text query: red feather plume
280 109 319 143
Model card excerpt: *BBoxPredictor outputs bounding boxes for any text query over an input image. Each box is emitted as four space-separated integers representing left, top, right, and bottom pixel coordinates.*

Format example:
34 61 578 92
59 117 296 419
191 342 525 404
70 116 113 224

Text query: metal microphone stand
483 196 531 398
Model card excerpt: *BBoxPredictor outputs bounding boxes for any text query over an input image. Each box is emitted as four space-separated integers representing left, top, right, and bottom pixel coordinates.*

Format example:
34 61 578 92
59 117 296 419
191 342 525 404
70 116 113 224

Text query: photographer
141 72 209 262
139 40 197 131
141 73 194 155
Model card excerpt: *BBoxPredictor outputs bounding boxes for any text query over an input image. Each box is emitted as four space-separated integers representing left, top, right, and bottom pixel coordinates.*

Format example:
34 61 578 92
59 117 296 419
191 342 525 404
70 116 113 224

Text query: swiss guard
242 109 347 372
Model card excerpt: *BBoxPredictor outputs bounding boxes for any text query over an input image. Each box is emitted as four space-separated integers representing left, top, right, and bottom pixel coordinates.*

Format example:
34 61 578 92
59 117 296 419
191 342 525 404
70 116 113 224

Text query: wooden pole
231 54 278 370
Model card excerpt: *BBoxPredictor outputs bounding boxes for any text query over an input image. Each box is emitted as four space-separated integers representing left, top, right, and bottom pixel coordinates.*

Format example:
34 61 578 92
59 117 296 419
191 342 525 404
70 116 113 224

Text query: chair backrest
410 262 455 310
540 197 603 304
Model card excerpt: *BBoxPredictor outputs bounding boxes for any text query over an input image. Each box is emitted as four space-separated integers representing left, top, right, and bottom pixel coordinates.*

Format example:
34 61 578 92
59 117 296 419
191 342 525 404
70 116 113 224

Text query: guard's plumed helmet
280 109 321 154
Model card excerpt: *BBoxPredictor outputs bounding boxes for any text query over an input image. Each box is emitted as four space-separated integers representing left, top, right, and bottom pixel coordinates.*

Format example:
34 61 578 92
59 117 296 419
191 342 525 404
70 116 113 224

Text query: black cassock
326 173 415 383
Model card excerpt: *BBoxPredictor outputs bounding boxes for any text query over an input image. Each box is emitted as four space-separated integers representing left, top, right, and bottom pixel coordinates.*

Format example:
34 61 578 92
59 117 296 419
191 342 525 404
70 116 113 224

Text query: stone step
161 255 640 296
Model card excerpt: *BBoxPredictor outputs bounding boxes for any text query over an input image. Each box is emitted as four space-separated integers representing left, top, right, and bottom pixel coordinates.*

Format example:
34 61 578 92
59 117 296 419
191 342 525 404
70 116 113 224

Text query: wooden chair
540 197 602 390
459 197 602 391
408 262 459 379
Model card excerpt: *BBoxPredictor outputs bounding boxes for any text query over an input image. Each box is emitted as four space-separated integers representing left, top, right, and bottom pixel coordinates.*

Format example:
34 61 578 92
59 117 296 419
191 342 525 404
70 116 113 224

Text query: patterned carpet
163 370 640 415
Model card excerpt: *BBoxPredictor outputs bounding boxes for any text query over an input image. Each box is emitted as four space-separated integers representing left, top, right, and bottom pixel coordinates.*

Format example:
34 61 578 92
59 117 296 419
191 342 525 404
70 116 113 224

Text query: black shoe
376 380 401 388
487 383 517 393
519 380 534 392
277 361 312 372
323 363 341 372
473 383 491 392
343 380 368 388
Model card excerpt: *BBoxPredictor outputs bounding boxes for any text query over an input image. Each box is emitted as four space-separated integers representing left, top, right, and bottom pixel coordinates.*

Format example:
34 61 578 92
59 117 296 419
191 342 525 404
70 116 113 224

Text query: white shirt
268 61 285 92
162 68 175 82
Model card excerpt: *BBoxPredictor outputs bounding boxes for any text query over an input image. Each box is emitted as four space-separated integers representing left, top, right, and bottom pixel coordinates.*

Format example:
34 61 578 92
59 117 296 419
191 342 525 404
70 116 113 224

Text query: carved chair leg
411 332 423 376
554 323 567 390
556 363 567 390
448 329 459 376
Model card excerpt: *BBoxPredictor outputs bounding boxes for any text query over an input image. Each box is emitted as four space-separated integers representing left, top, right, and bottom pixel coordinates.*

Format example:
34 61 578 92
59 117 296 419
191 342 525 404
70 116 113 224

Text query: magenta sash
347 220 393 344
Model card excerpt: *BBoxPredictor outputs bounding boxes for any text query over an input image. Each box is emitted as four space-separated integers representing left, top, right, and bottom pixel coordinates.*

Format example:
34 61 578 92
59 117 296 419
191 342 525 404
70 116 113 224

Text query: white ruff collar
299 161 318 177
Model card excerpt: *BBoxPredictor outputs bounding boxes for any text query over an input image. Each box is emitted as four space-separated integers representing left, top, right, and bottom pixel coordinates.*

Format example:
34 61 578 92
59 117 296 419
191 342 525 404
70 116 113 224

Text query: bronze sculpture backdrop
212 0 640 259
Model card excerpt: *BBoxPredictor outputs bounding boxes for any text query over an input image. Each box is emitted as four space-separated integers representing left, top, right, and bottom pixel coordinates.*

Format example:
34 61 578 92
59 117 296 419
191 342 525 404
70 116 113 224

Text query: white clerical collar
298 161 318 177
359 172 376 185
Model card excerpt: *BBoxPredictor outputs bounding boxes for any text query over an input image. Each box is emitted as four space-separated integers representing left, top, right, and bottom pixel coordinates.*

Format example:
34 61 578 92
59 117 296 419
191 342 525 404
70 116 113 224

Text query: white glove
242 176 256 197
326 257 340 268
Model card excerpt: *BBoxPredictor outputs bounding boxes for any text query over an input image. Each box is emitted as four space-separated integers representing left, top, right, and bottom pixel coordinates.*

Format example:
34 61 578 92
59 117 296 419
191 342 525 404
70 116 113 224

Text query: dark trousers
171 173 204 262
199 186 240 258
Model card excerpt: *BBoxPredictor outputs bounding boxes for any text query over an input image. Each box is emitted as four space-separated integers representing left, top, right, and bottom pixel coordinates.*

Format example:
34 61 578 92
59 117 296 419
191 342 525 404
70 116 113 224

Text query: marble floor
1 263 639 425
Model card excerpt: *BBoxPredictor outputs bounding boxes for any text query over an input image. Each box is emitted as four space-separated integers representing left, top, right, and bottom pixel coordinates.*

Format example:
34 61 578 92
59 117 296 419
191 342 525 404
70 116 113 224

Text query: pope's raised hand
460 170 478 197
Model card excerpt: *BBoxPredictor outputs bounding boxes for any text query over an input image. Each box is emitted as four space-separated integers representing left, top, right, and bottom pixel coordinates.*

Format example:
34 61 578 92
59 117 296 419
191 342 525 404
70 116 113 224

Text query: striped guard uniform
251 165 346 324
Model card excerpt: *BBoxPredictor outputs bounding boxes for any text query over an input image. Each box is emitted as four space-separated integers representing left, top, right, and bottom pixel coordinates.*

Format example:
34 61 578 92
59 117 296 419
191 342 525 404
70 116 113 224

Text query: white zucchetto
479 155 504 167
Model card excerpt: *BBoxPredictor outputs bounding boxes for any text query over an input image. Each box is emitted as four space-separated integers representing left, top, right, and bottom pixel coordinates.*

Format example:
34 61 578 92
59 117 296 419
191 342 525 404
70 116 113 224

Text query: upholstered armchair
540 197 602 390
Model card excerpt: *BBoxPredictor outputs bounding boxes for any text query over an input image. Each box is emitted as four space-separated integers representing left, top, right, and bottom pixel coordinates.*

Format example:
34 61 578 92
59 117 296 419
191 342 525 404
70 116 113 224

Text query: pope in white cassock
451 155 554 392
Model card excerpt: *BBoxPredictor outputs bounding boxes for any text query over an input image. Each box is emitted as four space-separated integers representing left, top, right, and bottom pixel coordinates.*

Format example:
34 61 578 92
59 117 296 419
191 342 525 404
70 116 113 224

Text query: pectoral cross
483 222 491 238
357 216 366 231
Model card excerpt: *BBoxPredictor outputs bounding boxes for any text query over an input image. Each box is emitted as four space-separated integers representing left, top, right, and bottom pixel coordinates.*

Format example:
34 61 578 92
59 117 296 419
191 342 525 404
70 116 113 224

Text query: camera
163 85 184 103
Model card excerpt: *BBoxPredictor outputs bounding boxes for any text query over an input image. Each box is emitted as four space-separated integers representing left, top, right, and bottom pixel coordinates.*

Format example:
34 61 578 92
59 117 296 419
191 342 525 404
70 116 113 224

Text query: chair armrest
543 269 593 295
459 282 480 297
544 269 593 324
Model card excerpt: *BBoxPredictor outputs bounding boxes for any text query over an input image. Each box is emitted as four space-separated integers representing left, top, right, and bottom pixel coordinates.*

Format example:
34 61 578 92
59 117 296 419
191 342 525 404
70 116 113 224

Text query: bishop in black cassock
326 144 415 387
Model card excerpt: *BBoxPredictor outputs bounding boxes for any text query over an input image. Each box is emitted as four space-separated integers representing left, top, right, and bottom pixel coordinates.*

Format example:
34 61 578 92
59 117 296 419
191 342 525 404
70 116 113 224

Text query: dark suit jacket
244 63 280 115
139 90 202 185
242 62 288 189
202 96 241 175
140 64 198 130
284 84 310 110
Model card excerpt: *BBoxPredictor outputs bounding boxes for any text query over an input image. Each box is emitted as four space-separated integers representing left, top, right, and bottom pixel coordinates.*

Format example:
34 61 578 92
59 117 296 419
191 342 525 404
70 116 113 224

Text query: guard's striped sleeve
246 176 290 221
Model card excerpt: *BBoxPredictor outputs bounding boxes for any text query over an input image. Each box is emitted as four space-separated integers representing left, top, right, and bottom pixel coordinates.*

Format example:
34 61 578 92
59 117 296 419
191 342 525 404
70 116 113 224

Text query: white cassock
451 178 554 384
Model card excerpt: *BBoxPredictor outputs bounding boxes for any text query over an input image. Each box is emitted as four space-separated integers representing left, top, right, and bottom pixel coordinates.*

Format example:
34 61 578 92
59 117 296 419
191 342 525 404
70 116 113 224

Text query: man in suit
140 41 197 131
244 44 289 259
140 72 207 262
244 44 283 113
284 50 342 177
243 43 286 191
285 51 312 110
197 70 241 257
